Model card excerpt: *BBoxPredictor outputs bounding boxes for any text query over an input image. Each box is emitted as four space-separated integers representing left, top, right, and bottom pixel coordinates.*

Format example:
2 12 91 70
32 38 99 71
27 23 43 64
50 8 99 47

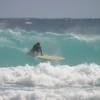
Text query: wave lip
0 62 100 99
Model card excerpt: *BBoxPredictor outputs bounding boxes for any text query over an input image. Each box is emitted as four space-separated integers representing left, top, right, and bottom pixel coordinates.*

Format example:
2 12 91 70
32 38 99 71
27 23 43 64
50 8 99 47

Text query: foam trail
0 62 100 99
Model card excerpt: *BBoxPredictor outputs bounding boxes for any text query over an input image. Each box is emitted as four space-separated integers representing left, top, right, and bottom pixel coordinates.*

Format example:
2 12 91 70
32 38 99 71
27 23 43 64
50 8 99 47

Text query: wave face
0 28 100 66
0 18 100 100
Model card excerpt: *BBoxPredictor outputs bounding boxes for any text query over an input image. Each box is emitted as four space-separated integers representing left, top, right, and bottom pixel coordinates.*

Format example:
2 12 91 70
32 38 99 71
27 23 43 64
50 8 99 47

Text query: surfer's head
37 42 40 45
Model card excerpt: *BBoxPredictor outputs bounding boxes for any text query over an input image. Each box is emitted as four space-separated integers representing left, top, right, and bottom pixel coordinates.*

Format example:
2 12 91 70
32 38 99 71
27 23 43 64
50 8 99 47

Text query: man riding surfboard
29 42 64 61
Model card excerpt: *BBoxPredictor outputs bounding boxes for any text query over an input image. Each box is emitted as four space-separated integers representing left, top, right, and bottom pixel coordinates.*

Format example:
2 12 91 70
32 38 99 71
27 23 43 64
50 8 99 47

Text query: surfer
30 42 43 56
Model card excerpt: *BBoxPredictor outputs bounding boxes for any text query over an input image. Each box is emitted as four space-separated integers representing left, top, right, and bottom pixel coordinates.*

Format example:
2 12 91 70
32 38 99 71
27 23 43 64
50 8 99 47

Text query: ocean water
0 18 100 100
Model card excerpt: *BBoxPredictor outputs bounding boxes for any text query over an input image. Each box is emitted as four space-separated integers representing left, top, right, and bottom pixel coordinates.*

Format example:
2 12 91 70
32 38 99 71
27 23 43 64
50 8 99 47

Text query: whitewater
0 63 100 100
0 18 100 100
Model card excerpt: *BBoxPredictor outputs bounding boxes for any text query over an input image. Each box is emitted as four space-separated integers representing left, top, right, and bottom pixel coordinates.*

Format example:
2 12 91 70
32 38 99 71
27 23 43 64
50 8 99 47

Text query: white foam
70 33 100 42
25 21 32 25
7 29 22 36
0 62 100 99
46 32 64 36
45 32 100 42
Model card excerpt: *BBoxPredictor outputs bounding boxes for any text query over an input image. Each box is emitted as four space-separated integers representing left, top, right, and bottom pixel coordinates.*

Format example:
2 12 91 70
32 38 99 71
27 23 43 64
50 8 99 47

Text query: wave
70 33 100 42
0 28 100 66
0 62 100 86
45 32 100 42
1 28 100 42
0 62 100 99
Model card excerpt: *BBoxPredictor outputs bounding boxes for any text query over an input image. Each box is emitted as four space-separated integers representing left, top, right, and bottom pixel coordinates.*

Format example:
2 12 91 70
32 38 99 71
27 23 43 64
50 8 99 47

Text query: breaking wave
0 62 100 99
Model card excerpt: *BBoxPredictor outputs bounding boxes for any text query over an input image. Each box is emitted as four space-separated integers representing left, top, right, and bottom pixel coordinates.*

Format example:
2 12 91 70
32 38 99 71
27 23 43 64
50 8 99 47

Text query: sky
0 0 100 18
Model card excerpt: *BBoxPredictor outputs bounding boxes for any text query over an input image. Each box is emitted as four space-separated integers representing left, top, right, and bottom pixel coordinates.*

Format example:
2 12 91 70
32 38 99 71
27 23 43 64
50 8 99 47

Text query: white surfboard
37 54 64 61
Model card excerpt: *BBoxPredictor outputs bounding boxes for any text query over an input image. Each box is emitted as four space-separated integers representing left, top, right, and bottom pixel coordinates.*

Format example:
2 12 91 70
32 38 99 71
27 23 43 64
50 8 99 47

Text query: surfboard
37 54 64 61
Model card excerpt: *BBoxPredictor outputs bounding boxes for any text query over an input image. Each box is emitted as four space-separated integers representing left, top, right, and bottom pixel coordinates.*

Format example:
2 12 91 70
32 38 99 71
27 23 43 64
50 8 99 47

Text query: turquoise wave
0 29 100 66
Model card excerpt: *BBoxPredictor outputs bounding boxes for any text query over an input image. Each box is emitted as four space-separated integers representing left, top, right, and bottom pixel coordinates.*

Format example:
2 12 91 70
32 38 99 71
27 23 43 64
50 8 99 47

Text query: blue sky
0 0 100 18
